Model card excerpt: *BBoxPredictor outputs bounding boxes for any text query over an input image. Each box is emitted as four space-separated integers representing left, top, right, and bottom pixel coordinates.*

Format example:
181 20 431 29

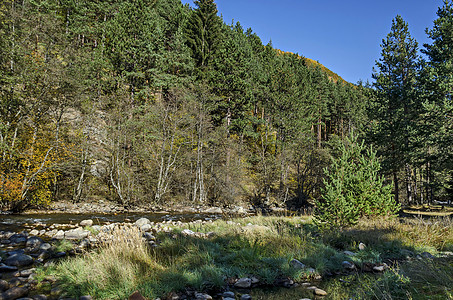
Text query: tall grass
39 215 453 299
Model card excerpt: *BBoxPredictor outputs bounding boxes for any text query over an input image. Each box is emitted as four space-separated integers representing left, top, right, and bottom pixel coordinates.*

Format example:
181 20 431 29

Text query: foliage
314 135 399 229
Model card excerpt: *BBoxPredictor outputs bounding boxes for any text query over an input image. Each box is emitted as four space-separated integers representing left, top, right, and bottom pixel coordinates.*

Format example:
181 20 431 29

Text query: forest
0 0 452 212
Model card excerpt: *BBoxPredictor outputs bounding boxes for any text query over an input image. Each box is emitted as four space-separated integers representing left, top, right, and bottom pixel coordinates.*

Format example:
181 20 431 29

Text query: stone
128 291 146 300
373 265 385 272
29 230 39 236
39 243 52 251
143 233 155 241
140 224 152 232
31 295 47 300
5 254 33 267
26 237 44 249
194 292 212 300
19 269 35 278
222 291 235 298
53 230 65 240
250 276 260 284
234 278 252 288
80 220 93 227
358 242 366 250
181 229 195 236
240 295 252 300
343 250 356 256
64 228 90 240
203 207 223 214
79 296 93 300
1 286 29 300
342 261 355 270
0 265 18 272
135 218 151 227
290 259 306 270
420 252 435 259
314 288 327 296
223 298 235 300
0 279 9 291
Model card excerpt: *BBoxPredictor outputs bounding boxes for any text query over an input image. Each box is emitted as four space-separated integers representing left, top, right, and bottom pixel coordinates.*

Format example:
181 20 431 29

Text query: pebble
234 278 252 288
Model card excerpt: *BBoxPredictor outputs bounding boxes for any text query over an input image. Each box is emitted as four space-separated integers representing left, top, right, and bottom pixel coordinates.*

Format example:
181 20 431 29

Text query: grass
36 215 453 299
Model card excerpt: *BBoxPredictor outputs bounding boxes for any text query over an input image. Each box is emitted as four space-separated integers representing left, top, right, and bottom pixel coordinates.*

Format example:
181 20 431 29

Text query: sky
180 0 445 84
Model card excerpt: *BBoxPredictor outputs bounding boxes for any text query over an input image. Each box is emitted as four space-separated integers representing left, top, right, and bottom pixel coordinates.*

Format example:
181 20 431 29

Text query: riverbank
1 215 449 300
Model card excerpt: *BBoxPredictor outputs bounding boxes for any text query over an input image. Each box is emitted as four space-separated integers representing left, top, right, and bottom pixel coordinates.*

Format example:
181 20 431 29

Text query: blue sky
181 0 444 84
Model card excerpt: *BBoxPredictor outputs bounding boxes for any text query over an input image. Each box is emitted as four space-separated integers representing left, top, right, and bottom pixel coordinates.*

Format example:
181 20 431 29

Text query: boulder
240 295 252 300
222 291 235 298
195 292 212 300
290 259 306 270
0 265 18 273
26 237 44 249
5 254 33 267
1 286 29 300
64 228 90 240
314 288 327 296
0 280 9 292
234 278 252 288
341 261 355 270
135 218 151 227
80 220 93 227
32 294 48 300
203 207 223 214
79 296 93 300
343 250 356 256
140 224 152 232
181 229 195 236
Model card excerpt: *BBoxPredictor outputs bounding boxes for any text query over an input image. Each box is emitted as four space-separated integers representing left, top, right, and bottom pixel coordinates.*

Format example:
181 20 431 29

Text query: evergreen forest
0 0 452 213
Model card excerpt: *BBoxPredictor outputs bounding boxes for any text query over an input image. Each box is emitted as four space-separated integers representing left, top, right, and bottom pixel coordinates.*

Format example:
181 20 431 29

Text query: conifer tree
185 0 222 70
370 15 420 203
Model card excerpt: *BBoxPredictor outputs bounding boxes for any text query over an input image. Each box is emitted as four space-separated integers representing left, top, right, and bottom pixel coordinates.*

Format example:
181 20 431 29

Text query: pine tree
370 15 420 204
185 0 222 70
420 0 453 202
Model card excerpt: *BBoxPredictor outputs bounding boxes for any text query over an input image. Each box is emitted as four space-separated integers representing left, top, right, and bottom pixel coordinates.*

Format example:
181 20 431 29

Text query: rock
234 278 252 288
1 286 29 300
53 230 65 240
64 228 90 240
194 292 212 300
140 224 152 232
343 250 356 256
50 287 63 298
314 288 327 296
29 230 39 236
290 259 306 270
222 291 235 298
79 296 93 300
80 220 93 227
203 207 223 214
143 233 155 241
0 265 18 272
31 295 47 300
223 298 235 300
0 280 9 291
181 229 195 236
19 269 35 278
373 265 385 272
240 295 252 300
5 254 33 267
358 242 366 250
342 261 355 270
39 243 52 251
421 252 435 259
250 276 260 284
128 291 146 300
26 237 44 249
135 218 151 227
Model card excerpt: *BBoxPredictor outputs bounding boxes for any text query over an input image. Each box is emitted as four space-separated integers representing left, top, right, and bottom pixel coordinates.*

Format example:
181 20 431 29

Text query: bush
314 135 399 229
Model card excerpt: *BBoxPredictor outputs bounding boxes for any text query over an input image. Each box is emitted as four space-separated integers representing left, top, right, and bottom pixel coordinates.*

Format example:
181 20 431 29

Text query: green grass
36 215 453 299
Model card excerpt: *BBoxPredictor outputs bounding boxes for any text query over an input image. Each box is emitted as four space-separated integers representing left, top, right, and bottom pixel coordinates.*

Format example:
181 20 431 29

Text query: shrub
314 135 399 230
